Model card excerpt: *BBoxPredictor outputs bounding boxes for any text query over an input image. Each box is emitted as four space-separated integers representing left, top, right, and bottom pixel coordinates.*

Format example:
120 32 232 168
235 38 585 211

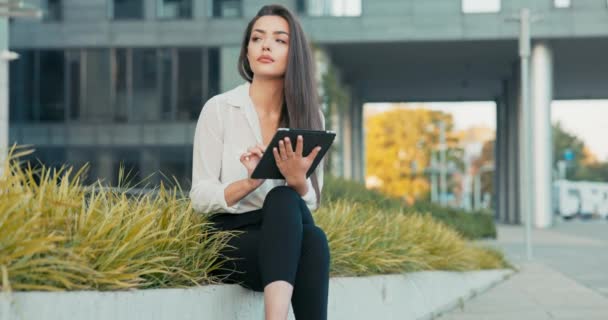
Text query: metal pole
474 172 481 210
519 8 534 261
439 120 447 206
431 151 438 203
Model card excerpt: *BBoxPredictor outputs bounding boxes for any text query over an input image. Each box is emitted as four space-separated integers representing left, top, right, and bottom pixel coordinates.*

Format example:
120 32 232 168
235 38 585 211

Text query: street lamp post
519 8 534 261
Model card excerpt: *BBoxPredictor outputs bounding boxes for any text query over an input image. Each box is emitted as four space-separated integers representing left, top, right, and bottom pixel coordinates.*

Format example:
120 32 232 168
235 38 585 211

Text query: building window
159 48 176 119
177 49 202 120
210 0 242 18
297 0 362 16
9 50 66 123
43 0 62 22
83 49 112 121
112 48 129 122
132 49 160 121
39 50 66 122
110 0 144 20
157 0 192 19
9 50 35 122
159 147 192 188
66 50 82 121
554 0 571 8
462 0 501 14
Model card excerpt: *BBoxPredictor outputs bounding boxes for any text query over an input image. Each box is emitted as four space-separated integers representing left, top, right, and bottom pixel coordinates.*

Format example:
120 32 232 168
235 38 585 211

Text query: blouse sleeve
292 110 326 212
189 97 240 214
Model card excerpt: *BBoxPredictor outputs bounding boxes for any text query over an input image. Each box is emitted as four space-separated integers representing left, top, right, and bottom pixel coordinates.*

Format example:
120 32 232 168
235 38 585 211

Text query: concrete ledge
0 269 513 320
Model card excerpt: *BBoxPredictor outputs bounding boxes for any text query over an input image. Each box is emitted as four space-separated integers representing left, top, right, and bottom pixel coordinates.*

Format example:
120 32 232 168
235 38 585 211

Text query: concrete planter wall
0 269 513 320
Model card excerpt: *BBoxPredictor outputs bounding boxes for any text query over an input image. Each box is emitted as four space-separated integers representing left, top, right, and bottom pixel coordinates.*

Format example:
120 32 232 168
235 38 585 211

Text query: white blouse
189 81 324 215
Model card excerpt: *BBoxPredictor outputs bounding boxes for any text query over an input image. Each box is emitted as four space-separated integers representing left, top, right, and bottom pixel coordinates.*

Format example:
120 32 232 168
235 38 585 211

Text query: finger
272 147 281 164
284 137 295 158
240 152 251 163
278 140 288 160
257 144 267 152
306 146 322 160
295 135 304 157
248 146 263 158
252 149 263 158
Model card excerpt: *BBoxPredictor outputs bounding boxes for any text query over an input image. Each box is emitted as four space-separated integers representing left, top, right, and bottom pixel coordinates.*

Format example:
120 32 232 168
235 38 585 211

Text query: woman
189 4 330 320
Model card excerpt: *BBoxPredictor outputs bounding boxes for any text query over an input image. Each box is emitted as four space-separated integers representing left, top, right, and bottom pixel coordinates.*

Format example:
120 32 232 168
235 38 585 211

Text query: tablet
251 128 336 180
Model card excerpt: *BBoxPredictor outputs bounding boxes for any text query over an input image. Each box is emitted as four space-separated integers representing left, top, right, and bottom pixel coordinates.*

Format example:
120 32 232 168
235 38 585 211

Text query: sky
366 100 608 162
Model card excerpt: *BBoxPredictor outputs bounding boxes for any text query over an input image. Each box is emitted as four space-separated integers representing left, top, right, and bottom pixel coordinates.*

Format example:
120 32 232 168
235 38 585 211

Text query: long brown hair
238 4 323 207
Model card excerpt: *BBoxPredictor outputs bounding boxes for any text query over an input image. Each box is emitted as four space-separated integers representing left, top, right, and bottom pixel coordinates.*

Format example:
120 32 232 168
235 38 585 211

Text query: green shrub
323 175 497 240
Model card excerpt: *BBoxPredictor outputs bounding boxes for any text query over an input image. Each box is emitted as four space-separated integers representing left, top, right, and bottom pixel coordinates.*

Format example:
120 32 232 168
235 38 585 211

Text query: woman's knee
302 225 330 263
262 186 302 222
264 186 300 207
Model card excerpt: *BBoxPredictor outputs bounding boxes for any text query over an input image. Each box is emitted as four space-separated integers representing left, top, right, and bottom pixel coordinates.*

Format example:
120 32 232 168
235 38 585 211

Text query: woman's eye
277 39 286 44
251 37 261 42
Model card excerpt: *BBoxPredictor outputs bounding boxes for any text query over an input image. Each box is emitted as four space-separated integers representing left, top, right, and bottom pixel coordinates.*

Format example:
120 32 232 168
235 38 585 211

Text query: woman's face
246 15 290 79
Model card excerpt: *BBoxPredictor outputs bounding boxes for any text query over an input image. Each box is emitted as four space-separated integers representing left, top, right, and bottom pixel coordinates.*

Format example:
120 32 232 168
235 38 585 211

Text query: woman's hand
240 143 267 189
273 135 322 188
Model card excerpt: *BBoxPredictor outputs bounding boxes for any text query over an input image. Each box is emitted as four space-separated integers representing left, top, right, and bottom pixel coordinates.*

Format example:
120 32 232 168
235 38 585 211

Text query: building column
497 68 522 225
495 91 508 223
508 69 522 225
531 41 554 228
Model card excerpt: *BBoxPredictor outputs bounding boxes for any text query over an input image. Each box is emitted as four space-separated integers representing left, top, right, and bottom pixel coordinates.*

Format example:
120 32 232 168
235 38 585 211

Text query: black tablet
251 128 336 180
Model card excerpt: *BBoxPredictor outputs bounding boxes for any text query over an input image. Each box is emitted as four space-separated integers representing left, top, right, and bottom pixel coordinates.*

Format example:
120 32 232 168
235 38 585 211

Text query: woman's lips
257 57 274 63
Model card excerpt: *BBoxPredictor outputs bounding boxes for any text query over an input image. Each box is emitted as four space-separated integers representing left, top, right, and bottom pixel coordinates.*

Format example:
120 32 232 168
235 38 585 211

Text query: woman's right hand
240 144 267 189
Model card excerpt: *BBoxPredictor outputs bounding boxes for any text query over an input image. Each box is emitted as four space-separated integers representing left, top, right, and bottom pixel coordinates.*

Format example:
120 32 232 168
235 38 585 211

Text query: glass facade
39 50 66 122
132 49 160 122
10 47 220 124
113 48 129 122
83 49 112 122
10 47 220 187
297 0 362 16
9 51 35 122
44 0 63 22
157 0 193 19
111 0 144 20
211 0 242 18
177 49 202 120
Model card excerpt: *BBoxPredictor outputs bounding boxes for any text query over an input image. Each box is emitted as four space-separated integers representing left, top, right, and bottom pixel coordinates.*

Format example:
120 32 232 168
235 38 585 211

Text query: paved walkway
435 219 608 320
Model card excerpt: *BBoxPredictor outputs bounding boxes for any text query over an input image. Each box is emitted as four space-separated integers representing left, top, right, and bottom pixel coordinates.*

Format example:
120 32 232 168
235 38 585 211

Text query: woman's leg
211 186 330 319
259 186 304 320
291 199 330 320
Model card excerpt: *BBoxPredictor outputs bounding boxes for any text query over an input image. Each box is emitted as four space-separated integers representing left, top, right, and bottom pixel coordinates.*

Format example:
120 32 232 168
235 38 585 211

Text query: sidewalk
436 220 608 320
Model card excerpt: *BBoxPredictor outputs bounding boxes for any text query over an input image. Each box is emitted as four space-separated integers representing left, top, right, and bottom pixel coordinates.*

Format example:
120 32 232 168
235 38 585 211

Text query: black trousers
209 186 330 320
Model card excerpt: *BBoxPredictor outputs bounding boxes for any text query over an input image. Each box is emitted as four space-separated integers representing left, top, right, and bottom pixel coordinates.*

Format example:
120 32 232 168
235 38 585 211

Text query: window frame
108 0 145 21
207 0 243 19
156 0 193 20
461 0 501 14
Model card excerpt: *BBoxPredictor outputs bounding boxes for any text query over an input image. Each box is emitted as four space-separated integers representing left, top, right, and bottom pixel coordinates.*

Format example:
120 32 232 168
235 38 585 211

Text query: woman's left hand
273 135 322 187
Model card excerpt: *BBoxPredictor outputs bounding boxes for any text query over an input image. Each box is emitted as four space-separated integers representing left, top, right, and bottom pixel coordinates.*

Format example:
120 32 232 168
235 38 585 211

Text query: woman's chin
252 71 286 80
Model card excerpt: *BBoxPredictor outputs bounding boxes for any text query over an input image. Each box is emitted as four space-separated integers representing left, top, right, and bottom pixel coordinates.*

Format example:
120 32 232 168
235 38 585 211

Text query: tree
365 107 459 204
